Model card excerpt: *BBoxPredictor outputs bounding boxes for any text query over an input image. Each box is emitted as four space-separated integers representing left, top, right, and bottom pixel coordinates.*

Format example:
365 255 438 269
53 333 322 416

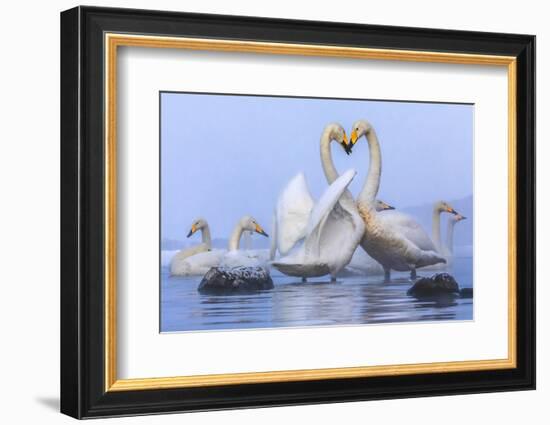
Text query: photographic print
160 92 474 333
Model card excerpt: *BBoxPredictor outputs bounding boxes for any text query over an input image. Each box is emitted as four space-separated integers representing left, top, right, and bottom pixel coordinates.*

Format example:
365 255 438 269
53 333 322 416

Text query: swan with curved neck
432 201 459 253
222 215 271 268
170 218 213 275
189 217 211 245
348 119 446 280
271 123 365 280
443 214 467 261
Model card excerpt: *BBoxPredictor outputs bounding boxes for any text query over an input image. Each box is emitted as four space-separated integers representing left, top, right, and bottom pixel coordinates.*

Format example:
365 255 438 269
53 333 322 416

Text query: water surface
161 256 473 332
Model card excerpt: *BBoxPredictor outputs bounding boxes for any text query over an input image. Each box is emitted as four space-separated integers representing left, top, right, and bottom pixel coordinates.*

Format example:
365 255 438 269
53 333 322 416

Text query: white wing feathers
304 169 359 256
274 172 315 256
272 169 365 277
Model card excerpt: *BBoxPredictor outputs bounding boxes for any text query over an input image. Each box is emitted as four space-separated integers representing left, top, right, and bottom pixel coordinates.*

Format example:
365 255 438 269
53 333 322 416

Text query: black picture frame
61 5 535 419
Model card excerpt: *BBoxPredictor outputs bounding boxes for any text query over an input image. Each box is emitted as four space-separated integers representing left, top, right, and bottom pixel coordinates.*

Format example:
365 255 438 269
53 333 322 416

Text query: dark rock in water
460 287 473 298
407 273 460 298
198 266 274 294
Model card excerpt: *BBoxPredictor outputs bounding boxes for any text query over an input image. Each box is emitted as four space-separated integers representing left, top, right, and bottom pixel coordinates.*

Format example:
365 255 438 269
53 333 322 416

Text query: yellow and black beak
457 214 467 221
340 132 352 155
383 202 395 211
446 207 459 215
255 224 269 237
187 224 197 238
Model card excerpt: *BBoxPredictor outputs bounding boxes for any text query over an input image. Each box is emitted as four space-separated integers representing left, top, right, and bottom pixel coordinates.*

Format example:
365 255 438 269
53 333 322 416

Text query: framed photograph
60 6 535 419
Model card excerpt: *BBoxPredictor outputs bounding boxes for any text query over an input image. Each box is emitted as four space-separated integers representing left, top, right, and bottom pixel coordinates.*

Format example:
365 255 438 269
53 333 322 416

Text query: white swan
271 123 365 280
170 218 224 276
442 214 467 264
349 119 446 280
221 216 270 268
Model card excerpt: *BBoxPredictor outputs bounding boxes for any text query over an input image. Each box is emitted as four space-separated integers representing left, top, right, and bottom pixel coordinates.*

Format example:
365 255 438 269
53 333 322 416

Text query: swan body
171 249 226 276
349 120 446 279
375 201 457 254
376 210 437 253
271 168 365 278
338 201 394 277
392 201 460 272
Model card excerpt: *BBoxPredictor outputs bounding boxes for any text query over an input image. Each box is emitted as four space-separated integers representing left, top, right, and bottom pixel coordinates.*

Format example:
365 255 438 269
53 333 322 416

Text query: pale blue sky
161 92 473 241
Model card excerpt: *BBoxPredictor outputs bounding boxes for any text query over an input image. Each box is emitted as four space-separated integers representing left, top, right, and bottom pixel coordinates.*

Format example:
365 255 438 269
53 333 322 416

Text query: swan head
240 215 269 238
435 201 459 215
187 217 208 237
375 199 395 212
325 123 351 155
349 120 374 149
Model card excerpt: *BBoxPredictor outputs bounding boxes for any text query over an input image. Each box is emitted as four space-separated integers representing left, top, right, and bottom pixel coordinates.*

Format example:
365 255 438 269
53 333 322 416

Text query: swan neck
358 128 382 207
200 224 212 248
446 218 456 255
320 129 339 184
228 223 243 251
432 206 442 253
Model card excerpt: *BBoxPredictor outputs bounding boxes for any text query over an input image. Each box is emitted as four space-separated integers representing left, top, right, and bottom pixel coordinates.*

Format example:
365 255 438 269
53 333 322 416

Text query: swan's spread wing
305 169 356 237
274 173 315 255
378 211 437 252
304 169 365 273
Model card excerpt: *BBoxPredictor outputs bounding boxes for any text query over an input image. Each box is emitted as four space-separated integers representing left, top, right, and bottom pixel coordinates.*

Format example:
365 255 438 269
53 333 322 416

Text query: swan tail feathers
417 250 447 268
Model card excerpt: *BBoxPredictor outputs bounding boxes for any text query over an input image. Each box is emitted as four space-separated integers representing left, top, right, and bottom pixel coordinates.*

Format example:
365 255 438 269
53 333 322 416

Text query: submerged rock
198 266 274 294
407 273 460 298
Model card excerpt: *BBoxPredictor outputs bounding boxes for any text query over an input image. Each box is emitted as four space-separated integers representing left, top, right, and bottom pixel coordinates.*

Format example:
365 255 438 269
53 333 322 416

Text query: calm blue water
160 256 473 332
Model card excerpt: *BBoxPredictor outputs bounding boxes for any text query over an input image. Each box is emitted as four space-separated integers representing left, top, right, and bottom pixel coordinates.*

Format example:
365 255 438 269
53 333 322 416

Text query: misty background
161 92 473 251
